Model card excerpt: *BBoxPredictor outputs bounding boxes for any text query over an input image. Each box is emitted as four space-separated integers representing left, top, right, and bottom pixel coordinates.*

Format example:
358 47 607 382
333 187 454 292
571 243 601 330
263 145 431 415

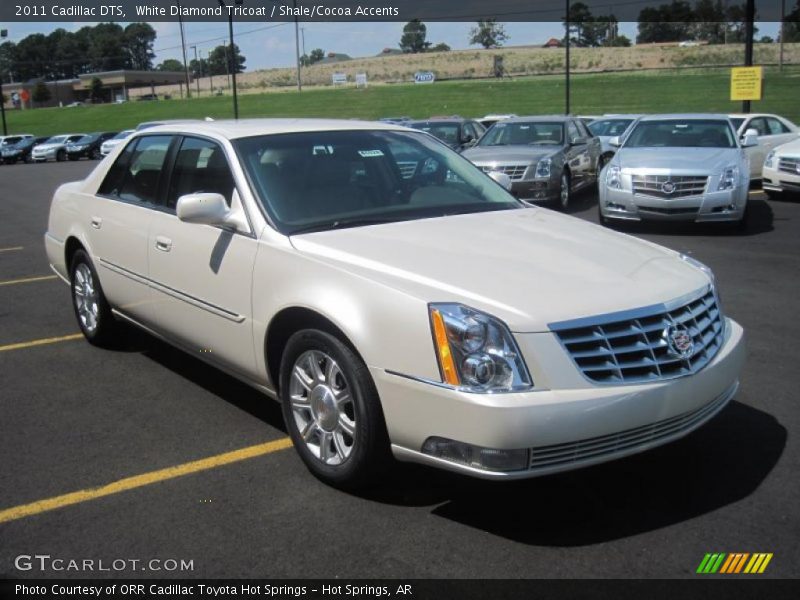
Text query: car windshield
730 118 745 131
235 129 521 235
45 136 67 144
407 122 461 145
588 119 634 137
113 130 134 140
76 135 97 144
478 121 564 146
625 120 736 148
2 136 25 145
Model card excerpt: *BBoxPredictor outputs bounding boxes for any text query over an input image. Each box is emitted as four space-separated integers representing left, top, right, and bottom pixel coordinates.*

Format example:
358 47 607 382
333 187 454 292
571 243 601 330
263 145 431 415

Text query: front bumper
762 164 800 194
599 186 748 222
376 318 744 479
510 178 559 202
32 149 57 161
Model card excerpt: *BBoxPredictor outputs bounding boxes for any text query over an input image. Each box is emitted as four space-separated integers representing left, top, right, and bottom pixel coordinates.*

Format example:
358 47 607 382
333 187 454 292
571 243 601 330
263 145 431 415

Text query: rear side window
166 137 236 209
99 136 172 205
766 117 790 135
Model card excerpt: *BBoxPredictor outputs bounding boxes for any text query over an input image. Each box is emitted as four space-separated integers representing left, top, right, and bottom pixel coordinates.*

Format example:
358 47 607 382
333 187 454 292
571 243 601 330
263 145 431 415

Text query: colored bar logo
696 553 773 574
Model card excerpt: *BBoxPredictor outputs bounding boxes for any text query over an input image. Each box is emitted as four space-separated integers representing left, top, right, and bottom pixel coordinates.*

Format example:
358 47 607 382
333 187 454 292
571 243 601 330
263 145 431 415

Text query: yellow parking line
0 438 293 525
0 246 24 253
0 333 83 353
0 275 58 286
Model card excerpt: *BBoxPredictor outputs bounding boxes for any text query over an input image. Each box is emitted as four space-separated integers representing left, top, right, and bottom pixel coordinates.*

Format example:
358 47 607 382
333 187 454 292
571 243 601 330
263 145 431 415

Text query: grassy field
4 66 799 137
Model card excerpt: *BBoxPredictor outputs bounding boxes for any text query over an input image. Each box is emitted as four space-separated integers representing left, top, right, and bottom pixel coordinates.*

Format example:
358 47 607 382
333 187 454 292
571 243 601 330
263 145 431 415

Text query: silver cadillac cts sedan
598 114 756 226
45 119 745 489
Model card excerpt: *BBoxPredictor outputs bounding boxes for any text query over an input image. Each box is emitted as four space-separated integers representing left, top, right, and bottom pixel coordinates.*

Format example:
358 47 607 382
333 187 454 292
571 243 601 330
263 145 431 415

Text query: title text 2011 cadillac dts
44 119 745 488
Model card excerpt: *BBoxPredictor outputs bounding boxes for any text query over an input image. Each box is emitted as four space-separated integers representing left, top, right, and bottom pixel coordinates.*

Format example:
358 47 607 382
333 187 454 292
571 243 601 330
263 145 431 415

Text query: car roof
502 116 572 123
138 118 409 140
638 114 731 121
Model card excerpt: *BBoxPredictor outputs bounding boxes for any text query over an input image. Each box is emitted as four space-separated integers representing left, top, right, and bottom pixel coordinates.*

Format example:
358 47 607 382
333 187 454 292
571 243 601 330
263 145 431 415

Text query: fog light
421 437 529 472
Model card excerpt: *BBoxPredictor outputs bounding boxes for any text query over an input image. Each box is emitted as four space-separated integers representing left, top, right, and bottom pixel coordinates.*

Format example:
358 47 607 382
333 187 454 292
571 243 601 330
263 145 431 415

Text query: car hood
615 147 740 173
34 144 63 151
462 146 558 164
775 137 800 156
289 208 709 332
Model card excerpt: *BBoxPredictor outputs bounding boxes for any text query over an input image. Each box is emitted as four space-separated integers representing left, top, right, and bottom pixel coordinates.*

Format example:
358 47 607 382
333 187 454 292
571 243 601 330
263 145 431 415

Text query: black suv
65 132 118 161
406 117 486 152
1 136 49 165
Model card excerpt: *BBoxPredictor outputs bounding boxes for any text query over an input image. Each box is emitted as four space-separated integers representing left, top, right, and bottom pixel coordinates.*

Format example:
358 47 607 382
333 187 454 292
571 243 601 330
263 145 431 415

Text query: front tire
56 150 66 162
279 329 390 490
70 250 119 346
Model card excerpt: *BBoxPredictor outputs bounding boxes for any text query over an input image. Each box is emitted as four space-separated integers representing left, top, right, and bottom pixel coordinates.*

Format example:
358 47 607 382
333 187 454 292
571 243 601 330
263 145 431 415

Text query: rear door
87 135 174 322
146 135 260 379
565 119 591 188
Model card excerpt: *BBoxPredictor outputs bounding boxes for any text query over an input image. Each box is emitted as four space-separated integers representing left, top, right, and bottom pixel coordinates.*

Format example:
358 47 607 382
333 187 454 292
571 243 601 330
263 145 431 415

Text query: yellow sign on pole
730 66 763 101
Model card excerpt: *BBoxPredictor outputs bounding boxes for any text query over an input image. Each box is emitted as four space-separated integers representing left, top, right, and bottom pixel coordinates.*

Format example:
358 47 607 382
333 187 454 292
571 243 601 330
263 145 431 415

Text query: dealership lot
0 161 798 578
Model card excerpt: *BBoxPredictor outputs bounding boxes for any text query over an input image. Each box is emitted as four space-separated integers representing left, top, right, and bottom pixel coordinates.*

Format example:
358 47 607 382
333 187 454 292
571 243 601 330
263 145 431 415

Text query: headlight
606 165 622 189
764 150 775 169
717 165 739 191
429 304 532 393
534 158 551 179
679 253 716 287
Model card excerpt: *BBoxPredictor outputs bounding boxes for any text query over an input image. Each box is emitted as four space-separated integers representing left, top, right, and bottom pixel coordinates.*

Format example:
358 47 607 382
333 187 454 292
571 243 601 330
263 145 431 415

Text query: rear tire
279 329 391 490
56 149 66 162
69 250 119 347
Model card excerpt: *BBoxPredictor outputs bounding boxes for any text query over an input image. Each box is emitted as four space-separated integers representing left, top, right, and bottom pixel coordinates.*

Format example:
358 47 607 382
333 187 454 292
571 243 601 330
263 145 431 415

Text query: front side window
588 119 634 137
408 123 461 146
98 135 172 205
235 129 521 235
567 121 583 144
167 137 235 209
477 121 564 146
625 120 736 148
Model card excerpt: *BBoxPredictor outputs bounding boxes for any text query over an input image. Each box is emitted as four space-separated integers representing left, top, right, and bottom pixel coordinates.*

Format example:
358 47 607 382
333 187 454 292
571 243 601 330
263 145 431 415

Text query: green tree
469 20 509 49
400 19 431 53
309 48 325 64
784 1 800 42
431 43 451 52
604 34 632 47
691 0 726 44
90 76 104 102
637 1 694 43
32 81 50 104
0 40 16 82
123 23 156 70
206 44 246 76
157 59 185 72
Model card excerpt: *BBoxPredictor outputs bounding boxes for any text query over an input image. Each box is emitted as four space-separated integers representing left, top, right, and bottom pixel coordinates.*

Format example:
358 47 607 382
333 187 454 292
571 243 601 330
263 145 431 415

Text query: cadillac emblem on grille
664 325 694 359
661 180 676 194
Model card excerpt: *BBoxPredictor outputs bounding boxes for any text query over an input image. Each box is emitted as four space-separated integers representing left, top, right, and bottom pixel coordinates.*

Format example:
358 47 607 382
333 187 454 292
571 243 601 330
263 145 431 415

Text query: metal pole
228 12 239 119
779 0 785 72
177 0 191 98
293 0 302 91
1 80 7 136
206 50 214 94
191 45 200 96
565 0 570 115
743 0 754 113
301 27 306 57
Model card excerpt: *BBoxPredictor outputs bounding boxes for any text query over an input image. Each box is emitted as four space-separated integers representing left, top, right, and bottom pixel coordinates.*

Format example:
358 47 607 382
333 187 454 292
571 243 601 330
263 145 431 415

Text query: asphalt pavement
0 160 798 579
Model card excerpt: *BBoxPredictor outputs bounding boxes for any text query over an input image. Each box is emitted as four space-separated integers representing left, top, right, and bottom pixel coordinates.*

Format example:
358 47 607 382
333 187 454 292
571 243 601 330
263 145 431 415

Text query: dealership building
2 70 188 109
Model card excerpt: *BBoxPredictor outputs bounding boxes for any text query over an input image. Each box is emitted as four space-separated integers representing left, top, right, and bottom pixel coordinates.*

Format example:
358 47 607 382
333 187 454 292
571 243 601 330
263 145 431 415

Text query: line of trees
158 44 246 77
0 23 156 83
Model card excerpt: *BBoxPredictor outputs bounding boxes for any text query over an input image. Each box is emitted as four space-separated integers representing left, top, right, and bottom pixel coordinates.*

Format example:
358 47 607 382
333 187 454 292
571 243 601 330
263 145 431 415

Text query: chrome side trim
99 258 245 323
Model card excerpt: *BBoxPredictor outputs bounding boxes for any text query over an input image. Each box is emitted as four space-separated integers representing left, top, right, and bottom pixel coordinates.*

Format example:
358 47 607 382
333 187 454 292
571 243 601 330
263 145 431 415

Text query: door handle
155 236 172 252
90 216 102 229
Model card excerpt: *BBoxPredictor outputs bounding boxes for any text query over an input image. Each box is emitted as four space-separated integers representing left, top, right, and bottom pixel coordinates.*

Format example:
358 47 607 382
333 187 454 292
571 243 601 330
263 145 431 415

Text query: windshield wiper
289 216 401 235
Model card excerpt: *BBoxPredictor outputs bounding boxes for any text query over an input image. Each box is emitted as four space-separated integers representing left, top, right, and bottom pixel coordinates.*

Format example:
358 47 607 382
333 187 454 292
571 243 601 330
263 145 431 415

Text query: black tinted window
167 137 235 209
99 136 172 205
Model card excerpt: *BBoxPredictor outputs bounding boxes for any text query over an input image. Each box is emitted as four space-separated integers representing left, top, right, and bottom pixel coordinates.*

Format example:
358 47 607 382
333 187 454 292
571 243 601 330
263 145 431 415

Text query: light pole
564 0 571 115
190 45 200 97
293 0 301 91
1 28 8 136
743 0 754 113
780 0 785 72
177 0 191 98
218 0 241 119
205 50 214 95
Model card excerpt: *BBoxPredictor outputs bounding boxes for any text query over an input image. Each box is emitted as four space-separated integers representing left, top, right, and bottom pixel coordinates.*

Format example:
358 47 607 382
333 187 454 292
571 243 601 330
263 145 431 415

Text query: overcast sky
2 21 783 71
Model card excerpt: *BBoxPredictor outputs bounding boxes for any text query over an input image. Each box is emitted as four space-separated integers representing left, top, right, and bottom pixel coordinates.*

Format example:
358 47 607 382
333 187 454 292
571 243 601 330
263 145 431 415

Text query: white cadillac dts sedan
45 119 745 488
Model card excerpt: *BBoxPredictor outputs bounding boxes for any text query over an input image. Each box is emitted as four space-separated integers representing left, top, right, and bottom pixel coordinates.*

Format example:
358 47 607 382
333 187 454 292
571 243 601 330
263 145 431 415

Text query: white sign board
414 71 435 84
332 72 348 86
355 73 368 88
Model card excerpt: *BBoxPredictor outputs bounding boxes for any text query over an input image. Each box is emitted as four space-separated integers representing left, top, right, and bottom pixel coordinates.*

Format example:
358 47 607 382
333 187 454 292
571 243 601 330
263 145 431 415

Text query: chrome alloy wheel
73 263 99 333
560 172 570 208
289 350 356 466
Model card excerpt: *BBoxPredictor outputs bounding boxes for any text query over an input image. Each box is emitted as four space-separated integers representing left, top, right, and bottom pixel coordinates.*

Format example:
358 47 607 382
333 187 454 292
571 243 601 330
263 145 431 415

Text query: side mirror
571 136 587 146
742 133 759 148
744 128 759 138
176 193 231 226
488 171 513 191
609 136 622 148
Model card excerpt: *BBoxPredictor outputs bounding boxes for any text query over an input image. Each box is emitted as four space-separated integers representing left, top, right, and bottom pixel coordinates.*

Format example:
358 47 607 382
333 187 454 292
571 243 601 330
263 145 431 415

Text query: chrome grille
528 385 732 470
397 161 418 179
632 174 708 199
480 164 528 180
551 287 724 385
778 157 800 175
